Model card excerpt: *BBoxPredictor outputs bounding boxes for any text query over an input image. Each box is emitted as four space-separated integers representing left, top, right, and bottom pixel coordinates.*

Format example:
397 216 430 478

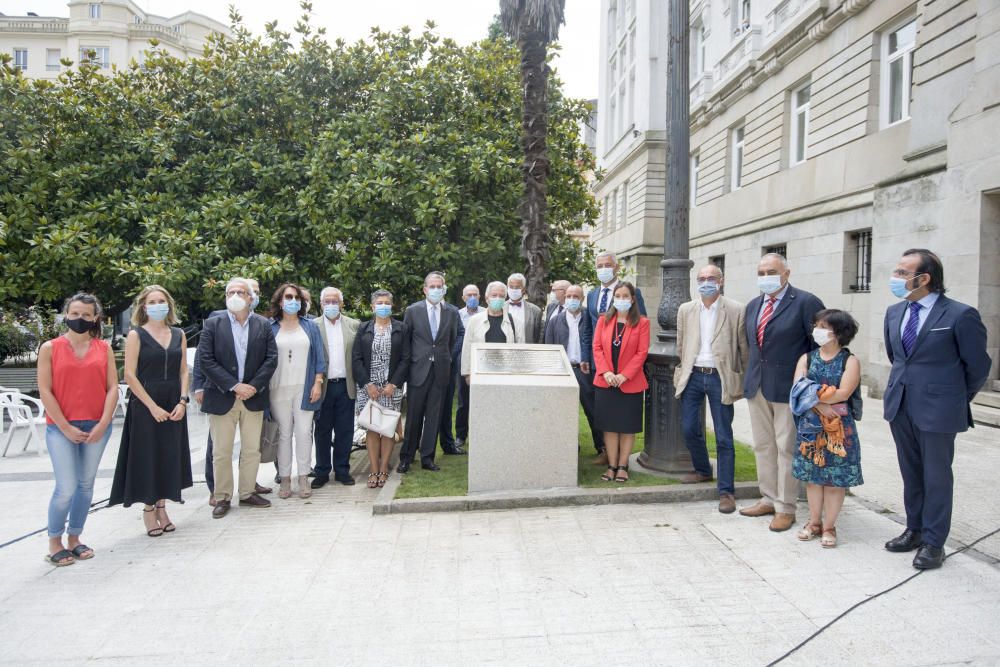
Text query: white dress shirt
565 309 583 364
460 305 485 328
756 283 789 325
694 299 719 368
899 291 941 337
508 299 525 331
323 316 347 379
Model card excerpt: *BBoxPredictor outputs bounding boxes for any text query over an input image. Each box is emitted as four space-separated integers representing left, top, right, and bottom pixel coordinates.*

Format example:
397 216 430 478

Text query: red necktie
756 297 777 347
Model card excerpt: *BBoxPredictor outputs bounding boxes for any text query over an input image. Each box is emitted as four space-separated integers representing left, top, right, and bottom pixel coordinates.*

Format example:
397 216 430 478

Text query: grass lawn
395 402 758 499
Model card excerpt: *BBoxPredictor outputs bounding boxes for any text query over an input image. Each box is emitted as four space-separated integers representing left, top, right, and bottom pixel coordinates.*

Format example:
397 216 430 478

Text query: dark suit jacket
196 312 278 414
883 294 991 433
352 318 411 389
403 301 463 387
586 283 647 330
191 309 228 393
743 285 824 403
544 310 594 366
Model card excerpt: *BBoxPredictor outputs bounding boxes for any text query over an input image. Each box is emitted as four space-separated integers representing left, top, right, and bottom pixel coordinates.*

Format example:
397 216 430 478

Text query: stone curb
372 480 760 515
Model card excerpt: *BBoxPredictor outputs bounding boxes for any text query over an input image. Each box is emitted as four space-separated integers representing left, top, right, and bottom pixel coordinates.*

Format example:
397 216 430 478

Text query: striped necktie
902 301 922 356
756 297 777 347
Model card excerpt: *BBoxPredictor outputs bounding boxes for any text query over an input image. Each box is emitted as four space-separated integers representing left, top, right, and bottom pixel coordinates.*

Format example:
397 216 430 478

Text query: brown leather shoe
681 473 714 484
239 493 271 508
212 500 230 519
769 512 796 532
718 494 736 514
254 483 273 495
739 501 776 517
591 451 609 466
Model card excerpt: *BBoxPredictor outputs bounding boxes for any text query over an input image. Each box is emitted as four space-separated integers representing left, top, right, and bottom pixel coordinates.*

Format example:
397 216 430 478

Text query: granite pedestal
468 343 579 493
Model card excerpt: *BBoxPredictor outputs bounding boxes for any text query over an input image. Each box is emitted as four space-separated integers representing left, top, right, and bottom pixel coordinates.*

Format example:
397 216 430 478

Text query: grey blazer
510 300 543 344
312 314 360 400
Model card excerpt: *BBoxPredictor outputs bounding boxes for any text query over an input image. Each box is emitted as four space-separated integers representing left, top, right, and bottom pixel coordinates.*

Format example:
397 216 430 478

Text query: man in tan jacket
674 264 749 513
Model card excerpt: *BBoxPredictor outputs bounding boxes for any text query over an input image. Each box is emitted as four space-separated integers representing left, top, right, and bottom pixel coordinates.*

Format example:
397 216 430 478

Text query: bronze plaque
476 348 568 375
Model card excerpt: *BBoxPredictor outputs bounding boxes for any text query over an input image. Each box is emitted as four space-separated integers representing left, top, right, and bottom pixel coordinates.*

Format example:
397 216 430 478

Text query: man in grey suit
398 271 463 473
507 272 543 344
544 284 602 456
311 286 361 488
740 253 824 532
544 279 571 322
883 249 991 570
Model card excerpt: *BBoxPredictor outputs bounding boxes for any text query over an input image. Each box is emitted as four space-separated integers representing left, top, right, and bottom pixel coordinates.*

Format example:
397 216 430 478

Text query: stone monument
468 343 579 493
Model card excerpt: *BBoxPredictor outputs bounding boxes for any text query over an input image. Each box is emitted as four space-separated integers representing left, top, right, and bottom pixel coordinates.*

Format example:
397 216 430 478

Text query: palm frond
498 0 566 42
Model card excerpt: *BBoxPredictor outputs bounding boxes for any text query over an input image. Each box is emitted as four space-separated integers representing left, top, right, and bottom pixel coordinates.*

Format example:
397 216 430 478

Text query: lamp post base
638 339 696 474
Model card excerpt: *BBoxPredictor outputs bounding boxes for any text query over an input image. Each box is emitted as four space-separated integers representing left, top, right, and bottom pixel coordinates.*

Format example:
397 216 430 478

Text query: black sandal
155 503 175 533
615 465 630 483
143 508 164 537
70 544 94 560
601 466 618 482
45 549 75 566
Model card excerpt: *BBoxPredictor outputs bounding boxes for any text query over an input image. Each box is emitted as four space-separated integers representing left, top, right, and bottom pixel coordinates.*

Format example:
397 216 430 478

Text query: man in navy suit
740 253 824 532
586 251 647 330
398 272 464 473
882 249 991 570
545 284 603 456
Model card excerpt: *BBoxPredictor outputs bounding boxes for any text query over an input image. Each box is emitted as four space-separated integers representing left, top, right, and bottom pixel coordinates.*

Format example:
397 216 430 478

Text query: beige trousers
747 392 798 514
210 399 264 502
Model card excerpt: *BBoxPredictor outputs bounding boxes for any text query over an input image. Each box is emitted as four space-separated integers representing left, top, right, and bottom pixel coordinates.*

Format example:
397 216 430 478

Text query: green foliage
0 4 597 317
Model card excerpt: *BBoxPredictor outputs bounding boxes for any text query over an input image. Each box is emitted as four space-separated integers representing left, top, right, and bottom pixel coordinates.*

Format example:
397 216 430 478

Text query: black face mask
65 317 96 334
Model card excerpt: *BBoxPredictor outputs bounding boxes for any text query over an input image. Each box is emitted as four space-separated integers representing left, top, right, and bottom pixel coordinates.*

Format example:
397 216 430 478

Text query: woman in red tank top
37 293 119 566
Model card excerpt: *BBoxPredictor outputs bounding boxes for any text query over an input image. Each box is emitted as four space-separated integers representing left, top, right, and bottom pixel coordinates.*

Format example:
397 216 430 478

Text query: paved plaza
1 397 999 665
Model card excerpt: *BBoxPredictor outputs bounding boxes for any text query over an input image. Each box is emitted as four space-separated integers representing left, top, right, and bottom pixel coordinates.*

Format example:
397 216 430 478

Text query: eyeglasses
891 269 922 278
226 289 248 297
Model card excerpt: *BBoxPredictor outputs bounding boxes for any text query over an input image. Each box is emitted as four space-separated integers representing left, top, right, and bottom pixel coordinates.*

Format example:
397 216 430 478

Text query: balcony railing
0 19 69 33
690 72 714 108
714 25 762 85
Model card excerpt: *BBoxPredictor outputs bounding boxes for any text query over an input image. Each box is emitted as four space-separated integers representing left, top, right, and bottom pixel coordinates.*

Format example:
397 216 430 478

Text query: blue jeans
47 420 111 538
680 371 735 495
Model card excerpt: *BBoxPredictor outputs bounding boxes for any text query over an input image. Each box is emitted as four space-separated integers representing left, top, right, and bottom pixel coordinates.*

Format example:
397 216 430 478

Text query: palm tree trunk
517 17 551 306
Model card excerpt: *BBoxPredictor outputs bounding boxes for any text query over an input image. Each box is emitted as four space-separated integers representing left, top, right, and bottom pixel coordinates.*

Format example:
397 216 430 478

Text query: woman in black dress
110 285 193 536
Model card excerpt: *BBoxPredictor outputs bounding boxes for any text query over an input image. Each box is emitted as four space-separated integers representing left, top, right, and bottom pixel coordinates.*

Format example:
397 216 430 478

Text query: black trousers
438 367 458 449
574 366 603 453
889 405 956 548
455 370 471 442
402 378 446 465
313 379 355 481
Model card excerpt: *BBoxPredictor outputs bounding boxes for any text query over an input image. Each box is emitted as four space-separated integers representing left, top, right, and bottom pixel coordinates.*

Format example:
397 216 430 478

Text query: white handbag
357 400 401 438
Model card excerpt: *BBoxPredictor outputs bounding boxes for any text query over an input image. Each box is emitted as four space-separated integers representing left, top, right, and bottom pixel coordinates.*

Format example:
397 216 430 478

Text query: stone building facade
592 0 1000 393
1 0 228 79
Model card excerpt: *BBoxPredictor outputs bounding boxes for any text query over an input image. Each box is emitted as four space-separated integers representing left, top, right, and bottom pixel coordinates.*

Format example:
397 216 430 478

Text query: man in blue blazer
882 249 991 570
545 284 603 456
740 253 824 532
586 251 647 330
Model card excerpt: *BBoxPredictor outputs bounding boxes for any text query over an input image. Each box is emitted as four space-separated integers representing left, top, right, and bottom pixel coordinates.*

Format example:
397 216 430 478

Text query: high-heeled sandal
155 502 175 533
377 471 388 488
367 473 379 488
615 465 630 483
821 526 837 548
797 523 821 541
143 507 163 537
601 466 618 482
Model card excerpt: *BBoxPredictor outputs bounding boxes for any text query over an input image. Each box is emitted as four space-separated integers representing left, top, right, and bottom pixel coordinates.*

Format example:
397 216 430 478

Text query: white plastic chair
115 384 130 418
0 391 47 456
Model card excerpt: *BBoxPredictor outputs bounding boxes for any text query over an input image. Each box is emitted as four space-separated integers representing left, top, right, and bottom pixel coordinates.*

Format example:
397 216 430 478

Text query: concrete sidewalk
1 398 998 665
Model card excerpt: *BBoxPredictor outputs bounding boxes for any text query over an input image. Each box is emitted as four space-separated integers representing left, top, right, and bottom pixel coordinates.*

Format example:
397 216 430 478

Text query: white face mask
812 327 833 346
226 295 248 313
507 288 523 301
596 267 615 284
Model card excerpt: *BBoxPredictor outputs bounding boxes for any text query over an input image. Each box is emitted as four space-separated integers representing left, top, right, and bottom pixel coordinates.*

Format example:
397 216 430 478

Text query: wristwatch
179 396 190 405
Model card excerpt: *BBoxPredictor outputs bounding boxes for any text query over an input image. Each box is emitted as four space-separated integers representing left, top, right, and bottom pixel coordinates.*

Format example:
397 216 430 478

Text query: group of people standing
672 248 990 570
35 247 990 573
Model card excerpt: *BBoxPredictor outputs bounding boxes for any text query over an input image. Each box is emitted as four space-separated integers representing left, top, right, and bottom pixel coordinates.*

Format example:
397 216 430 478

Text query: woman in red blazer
593 281 650 483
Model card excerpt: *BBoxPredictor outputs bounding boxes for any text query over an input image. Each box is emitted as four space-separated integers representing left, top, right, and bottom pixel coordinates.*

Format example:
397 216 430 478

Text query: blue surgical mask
613 298 632 313
283 299 301 315
507 288 523 301
488 297 505 311
323 304 341 319
427 287 445 304
374 304 392 319
697 281 720 297
596 267 615 284
889 275 920 299
466 296 479 310
146 303 170 321
564 298 582 312
757 275 782 294
250 292 260 310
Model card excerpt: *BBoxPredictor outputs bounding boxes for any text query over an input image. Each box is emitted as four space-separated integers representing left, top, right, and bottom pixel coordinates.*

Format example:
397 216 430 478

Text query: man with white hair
311 286 361 488
586 252 648 330
506 272 543 344
197 277 278 518
545 279 571 321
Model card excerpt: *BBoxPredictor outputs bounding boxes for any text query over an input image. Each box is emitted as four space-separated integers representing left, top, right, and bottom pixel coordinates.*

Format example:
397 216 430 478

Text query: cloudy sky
3 0 600 100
